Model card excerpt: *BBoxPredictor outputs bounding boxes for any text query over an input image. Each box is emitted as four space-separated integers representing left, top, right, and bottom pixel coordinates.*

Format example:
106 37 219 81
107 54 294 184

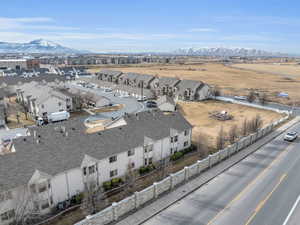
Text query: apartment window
41 104 44 109
148 157 153 165
184 130 189 136
30 184 36 194
38 182 48 193
89 165 95 174
174 136 178 142
0 191 12 202
83 167 87 176
144 158 148 166
110 169 118 177
109 155 117 163
1 209 15 221
58 102 62 107
144 144 153 153
131 162 135 168
170 148 173 154
170 137 174 143
184 141 189 147
128 149 135 157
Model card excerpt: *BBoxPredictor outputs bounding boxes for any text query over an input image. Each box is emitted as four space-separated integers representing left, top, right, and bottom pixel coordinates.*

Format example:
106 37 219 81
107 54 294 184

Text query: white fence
75 115 290 225
215 96 291 115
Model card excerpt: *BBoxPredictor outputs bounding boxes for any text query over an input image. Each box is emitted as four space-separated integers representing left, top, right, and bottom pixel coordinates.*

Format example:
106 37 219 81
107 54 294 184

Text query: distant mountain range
172 47 286 57
0 39 88 54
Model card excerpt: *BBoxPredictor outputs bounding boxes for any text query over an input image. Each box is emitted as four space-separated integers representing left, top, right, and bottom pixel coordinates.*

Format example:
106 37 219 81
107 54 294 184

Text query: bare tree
216 126 226 150
124 162 136 195
259 93 267 105
241 118 248 136
248 114 263 133
228 124 238 144
211 86 221 97
82 180 98 215
247 91 256 103
197 133 210 158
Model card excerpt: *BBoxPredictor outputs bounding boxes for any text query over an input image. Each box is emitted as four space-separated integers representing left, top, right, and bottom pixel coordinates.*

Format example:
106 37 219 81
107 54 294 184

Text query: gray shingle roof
0 110 191 191
98 70 123 78
0 74 66 87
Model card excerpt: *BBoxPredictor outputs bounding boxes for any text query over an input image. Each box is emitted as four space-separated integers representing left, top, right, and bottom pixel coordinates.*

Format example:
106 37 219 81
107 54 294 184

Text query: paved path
113 118 299 225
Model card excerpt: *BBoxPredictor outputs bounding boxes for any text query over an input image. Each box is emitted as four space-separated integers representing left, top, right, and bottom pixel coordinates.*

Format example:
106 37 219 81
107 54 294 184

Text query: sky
1 0 300 53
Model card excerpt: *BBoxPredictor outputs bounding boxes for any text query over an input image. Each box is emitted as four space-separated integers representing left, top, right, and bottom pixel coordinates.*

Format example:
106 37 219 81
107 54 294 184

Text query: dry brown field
177 100 284 149
89 63 300 105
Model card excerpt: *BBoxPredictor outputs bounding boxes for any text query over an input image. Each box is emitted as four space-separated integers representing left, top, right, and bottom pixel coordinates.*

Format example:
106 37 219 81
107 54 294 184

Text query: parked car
146 101 157 108
284 132 298 142
104 88 113 93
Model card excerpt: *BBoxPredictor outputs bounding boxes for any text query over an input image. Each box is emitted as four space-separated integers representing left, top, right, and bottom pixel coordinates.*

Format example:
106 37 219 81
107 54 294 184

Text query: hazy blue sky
1 0 300 53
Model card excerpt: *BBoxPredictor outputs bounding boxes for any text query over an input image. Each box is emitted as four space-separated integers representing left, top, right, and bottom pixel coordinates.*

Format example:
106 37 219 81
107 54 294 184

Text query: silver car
284 132 298 142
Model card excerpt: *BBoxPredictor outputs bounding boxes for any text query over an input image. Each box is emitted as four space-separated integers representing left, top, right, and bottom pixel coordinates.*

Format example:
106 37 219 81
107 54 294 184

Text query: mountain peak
0 39 88 54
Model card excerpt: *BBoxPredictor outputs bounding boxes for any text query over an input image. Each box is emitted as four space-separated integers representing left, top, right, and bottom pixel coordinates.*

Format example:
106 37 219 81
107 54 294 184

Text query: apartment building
0 110 192 224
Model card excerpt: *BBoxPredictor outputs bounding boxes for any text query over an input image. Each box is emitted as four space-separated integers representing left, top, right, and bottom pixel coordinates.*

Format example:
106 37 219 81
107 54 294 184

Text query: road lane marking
206 144 289 225
282 194 300 225
244 174 287 225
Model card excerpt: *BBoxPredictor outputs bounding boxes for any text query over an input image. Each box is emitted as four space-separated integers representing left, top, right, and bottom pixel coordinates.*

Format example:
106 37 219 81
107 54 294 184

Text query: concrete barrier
198 157 209 173
188 163 199 178
156 177 171 196
172 169 185 187
219 149 228 161
115 195 135 218
210 152 220 166
138 185 155 206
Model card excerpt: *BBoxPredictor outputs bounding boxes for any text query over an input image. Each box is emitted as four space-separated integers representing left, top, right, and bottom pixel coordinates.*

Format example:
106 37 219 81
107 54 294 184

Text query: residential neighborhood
1 1 300 225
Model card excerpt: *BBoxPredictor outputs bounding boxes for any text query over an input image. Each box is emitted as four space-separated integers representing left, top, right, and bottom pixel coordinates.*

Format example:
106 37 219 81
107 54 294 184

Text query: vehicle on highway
284 131 298 141
146 101 157 108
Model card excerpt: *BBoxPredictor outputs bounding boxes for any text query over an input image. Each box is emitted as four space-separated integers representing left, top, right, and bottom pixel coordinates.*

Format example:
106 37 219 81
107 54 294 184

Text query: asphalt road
142 122 300 225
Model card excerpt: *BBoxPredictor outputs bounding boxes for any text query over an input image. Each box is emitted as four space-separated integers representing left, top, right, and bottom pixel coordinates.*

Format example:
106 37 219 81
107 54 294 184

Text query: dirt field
178 100 284 149
232 63 300 77
89 63 300 105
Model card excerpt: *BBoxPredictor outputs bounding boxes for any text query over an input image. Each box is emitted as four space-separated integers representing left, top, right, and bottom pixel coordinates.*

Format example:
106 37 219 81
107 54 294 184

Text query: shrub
183 145 197 154
75 193 84 204
170 151 184 161
111 178 123 187
139 164 155 175
103 181 112 191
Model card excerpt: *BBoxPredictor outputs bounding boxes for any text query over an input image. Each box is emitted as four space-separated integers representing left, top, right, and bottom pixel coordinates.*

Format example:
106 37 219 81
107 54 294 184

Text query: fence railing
75 115 290 225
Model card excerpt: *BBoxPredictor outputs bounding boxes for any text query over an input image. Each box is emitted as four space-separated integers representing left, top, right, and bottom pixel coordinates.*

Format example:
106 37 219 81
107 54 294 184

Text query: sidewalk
114 117 300 225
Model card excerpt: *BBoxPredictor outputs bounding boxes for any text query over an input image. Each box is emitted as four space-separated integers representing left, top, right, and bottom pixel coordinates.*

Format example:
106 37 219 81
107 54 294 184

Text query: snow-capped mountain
172 47 285 57
0 39 88 54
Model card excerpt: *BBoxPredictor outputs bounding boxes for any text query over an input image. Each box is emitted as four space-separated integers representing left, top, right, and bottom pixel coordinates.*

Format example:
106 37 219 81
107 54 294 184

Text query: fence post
134 192 140 209
184 166 189 181
112 202 118 221
153 182 158 198
208 155 212 168
197 160 202 174
170 174 175 189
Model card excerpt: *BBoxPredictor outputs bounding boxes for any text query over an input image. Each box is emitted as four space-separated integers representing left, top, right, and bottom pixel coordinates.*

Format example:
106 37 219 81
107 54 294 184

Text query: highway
142 122 300 225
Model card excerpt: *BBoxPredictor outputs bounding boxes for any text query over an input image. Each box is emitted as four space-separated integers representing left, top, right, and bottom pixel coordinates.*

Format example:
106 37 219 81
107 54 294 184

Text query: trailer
48 111 70 123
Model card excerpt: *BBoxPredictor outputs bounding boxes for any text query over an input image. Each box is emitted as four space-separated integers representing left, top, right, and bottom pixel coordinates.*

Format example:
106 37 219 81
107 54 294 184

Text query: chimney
64 131 68 137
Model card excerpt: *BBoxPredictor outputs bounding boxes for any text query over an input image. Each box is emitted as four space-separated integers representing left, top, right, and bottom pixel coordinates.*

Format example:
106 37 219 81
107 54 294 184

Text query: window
89 165 95 174
170 148 173 154
83 167 87 176
184 130 189 136
0 191 12 202
144 145 153 153
170 137 174 143
41 104 44 109
38 182 47 193
131 162 135 168
144 158 148 165
148 157 153 165
1 209 15 221
30 184 36 194
128 149 135 157
174 136 178 142
109 155 117 163
58 102 62 106
184 141 189 147
110 169 118 177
